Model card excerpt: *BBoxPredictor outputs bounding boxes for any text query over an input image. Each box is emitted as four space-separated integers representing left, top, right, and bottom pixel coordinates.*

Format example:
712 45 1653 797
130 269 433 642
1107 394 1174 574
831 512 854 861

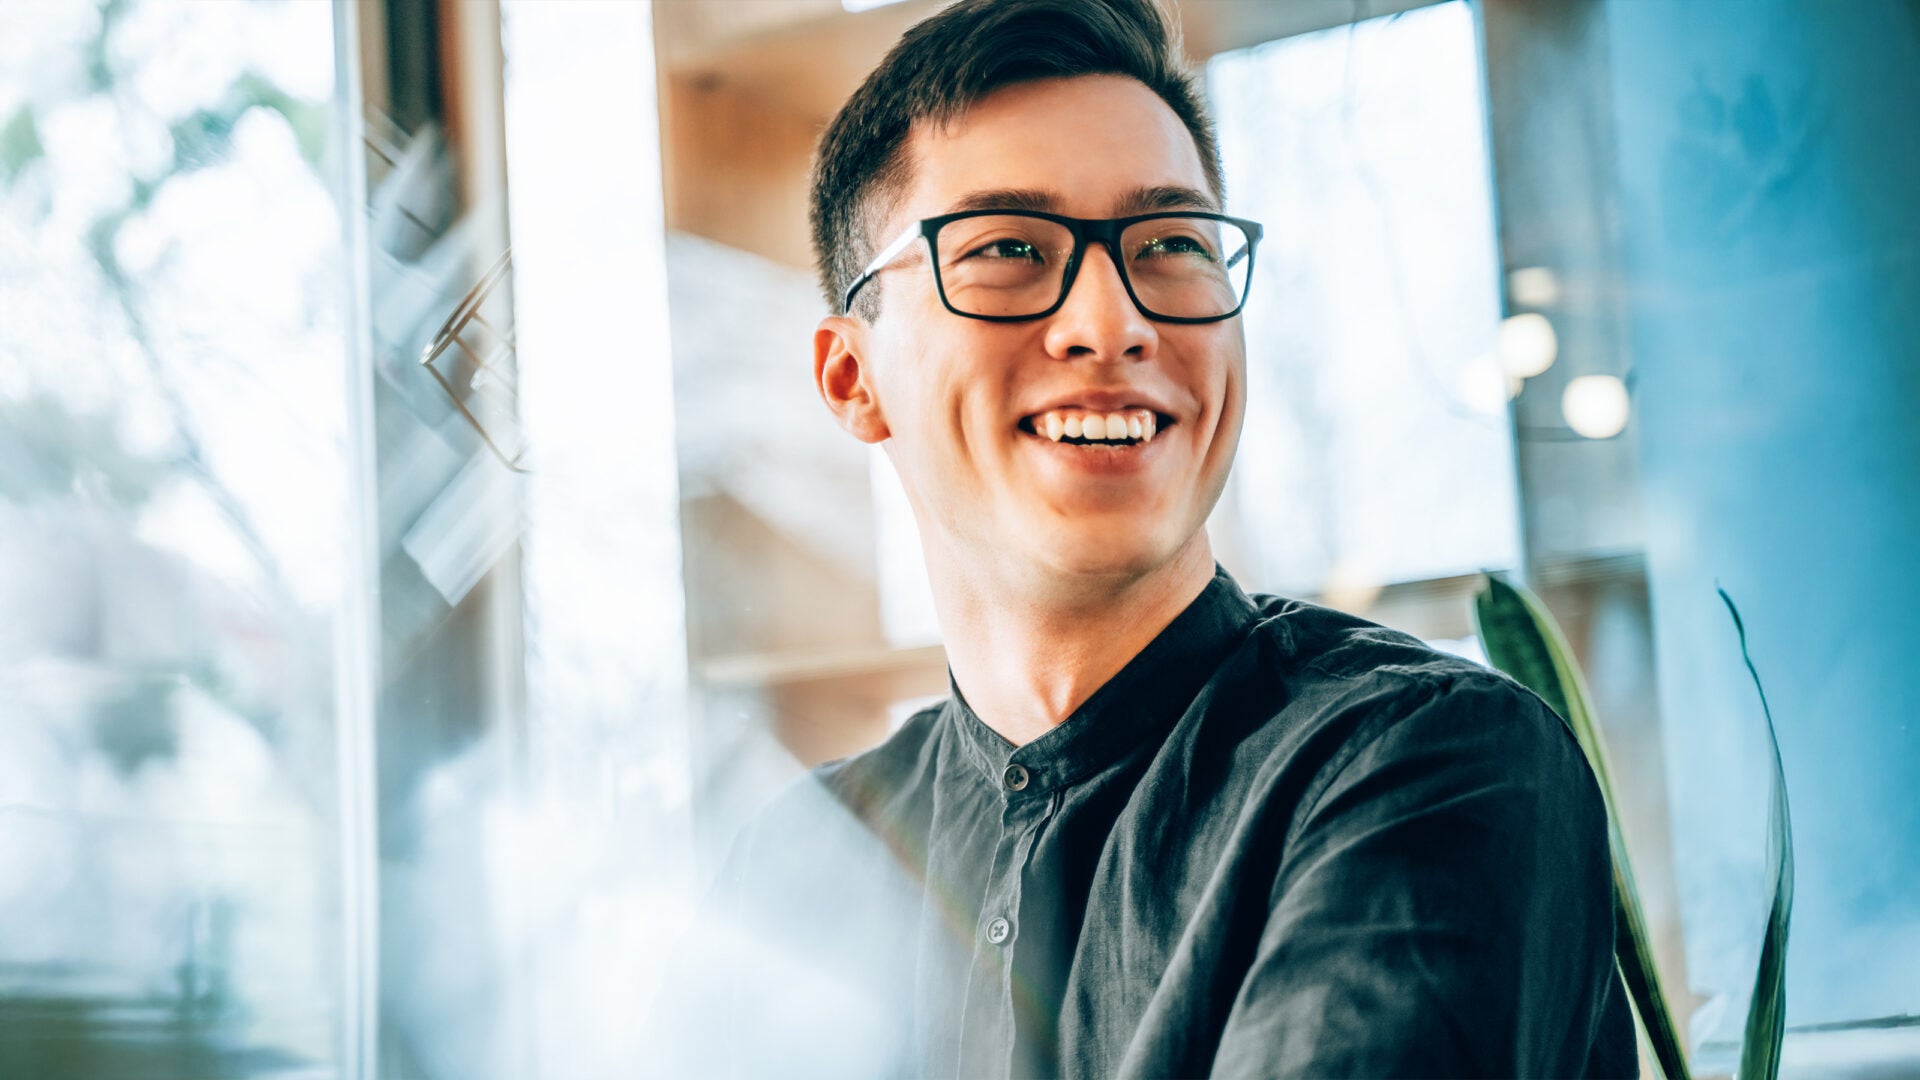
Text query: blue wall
1606 0 1920 1043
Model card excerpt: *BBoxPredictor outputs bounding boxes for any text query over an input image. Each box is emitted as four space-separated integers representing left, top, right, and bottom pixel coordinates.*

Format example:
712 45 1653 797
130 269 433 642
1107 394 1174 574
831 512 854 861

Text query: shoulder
1228 593 1593 815
809 699 947 818
716 709 948 921
1238 592 1552 723
1242 591 1493 689
721 702 945 879
1324 668 1590 797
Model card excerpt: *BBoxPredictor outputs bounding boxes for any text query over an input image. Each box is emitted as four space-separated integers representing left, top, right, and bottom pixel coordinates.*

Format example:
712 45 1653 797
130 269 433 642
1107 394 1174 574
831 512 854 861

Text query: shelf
697 641 947 690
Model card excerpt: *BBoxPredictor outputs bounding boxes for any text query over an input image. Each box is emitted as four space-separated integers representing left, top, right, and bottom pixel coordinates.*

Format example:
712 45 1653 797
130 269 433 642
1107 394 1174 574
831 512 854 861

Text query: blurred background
0 0 1915 1076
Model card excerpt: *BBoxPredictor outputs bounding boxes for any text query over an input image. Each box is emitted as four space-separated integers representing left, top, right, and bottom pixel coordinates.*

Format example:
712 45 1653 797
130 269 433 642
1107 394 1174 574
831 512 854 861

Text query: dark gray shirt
672 567 1635 1078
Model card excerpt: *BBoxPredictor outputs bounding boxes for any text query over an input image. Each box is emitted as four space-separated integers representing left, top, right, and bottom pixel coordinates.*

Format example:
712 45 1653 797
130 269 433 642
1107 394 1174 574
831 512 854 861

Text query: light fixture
1507 266 1561 307
1498 312 1558 379
1561 374 1630 439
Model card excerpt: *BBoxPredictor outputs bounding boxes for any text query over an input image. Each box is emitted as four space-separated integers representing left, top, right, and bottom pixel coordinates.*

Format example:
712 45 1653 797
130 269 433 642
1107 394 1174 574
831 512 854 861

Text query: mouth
1015 406 1175 447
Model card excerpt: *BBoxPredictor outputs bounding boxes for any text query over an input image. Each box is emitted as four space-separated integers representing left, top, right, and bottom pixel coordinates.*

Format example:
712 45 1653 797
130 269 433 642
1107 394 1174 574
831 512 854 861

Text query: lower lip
1016 427 1168 475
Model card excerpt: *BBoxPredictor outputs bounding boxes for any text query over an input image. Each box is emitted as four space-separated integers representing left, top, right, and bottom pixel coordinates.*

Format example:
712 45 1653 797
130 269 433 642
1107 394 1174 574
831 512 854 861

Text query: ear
815 315 890 444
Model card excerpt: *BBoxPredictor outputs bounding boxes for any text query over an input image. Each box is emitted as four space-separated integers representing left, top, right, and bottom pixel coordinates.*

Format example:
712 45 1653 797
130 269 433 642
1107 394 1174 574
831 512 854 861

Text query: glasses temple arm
842 226 928 313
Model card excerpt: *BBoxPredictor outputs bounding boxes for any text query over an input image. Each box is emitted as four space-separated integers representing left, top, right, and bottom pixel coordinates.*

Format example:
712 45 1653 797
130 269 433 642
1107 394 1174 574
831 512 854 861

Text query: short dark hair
808 0 1223 318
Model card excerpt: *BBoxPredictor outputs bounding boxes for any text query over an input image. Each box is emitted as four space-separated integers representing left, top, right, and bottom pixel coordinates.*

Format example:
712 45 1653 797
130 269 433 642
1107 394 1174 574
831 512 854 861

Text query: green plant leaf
0 107 45 184
1722 586 1793 1080
168 107 240 173
236 71 329 170
1473 573 1691 1080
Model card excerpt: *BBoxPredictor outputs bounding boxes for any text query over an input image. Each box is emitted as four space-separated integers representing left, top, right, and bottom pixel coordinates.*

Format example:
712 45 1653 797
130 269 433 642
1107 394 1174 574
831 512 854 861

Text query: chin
1029 526 1188 582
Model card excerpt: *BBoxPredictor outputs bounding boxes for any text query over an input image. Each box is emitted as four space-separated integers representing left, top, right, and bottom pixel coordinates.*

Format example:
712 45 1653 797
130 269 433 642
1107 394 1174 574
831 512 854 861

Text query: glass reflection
0 0 346 1074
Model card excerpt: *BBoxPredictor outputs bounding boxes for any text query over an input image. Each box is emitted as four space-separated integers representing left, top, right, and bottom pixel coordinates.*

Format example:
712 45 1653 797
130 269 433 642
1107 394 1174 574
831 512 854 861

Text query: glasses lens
934 215 1076 318
1120 216 1254 320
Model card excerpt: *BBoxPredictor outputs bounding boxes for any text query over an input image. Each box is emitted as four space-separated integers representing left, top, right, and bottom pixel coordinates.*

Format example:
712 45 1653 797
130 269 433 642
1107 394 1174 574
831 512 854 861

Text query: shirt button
1003 764 1030 792
986 917 1012 945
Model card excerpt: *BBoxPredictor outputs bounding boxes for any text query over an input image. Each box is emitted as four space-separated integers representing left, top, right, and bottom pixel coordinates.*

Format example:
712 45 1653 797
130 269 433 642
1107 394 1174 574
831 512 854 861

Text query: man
666 0 1636 1076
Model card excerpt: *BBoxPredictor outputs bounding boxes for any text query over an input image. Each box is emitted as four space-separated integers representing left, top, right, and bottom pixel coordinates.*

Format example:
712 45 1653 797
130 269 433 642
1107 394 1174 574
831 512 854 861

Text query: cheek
869 350 982 479
1165 329 1244 424
869 307 1042 487
1208 331 1247 413
888 335 1023 444
1220 355 1248 438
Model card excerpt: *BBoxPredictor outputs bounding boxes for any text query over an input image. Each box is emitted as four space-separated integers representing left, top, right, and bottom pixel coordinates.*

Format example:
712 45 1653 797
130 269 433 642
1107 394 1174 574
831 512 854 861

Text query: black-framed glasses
840 209 1263 324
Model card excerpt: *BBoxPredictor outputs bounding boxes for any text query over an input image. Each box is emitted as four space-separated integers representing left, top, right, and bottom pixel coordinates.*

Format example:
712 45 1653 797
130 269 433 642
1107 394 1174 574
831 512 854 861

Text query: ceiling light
1562 374 1630 439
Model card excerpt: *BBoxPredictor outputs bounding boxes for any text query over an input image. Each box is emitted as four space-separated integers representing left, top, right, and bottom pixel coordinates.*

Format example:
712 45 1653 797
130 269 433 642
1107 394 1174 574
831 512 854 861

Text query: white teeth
1026 407 1162 444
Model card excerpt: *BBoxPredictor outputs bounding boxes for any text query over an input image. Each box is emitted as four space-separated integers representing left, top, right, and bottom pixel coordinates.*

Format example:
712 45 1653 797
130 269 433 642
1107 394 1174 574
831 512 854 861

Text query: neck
931 534 1216 746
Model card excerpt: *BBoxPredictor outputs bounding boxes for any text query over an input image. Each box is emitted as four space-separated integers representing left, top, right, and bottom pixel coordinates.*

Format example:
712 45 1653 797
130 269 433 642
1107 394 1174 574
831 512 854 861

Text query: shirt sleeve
1208 675 1633 1079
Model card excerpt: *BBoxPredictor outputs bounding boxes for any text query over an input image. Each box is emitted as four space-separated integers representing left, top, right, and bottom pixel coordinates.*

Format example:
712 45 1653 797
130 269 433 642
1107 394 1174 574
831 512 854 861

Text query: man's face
823 75 1246 585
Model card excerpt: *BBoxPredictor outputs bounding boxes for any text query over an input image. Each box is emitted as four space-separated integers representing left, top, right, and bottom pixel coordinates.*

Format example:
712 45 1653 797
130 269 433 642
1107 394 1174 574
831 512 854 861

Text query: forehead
894 74 1215 227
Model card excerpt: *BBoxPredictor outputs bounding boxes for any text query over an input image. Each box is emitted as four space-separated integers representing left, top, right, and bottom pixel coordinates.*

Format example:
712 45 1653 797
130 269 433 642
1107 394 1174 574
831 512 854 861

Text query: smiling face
815 75 1247 593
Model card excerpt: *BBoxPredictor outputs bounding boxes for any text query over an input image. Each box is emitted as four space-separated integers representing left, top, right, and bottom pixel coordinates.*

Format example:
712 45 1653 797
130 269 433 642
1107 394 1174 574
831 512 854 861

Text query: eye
1136 234 1215 261
965 238 1046 262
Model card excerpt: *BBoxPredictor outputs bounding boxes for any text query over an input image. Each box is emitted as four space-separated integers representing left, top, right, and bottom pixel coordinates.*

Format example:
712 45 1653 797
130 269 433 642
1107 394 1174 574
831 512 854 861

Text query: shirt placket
956 760 1053 1080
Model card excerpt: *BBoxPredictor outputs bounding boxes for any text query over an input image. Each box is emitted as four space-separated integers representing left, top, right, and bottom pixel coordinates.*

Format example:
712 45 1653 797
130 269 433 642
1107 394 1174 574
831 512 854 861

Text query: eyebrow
945 184 1220 216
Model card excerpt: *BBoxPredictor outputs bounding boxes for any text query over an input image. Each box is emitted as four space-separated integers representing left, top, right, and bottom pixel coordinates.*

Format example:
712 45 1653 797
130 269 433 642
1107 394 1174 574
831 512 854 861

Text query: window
0 0 350 1073
1482 1 1920 1072
1205 1 1520 619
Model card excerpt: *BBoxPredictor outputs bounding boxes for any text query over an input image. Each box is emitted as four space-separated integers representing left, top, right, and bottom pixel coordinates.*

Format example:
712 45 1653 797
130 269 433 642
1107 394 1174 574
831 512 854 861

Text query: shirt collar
945 564 1261 795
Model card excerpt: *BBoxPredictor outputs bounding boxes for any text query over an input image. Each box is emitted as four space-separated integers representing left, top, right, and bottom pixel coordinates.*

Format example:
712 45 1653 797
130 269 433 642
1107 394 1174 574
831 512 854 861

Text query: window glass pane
0 0 348 1074
1481 1 1920 1068
500 3 695 1073
1206 1 1521 598
1595 1 1920 1057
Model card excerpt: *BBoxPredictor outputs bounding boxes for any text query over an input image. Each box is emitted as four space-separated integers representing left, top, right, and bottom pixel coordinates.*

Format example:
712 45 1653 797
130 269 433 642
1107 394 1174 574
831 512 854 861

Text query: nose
1042 241 1158 363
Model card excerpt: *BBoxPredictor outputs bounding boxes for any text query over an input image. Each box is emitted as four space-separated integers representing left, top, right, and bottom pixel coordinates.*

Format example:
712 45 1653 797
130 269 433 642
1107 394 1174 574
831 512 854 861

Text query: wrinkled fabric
672 566 1636 1079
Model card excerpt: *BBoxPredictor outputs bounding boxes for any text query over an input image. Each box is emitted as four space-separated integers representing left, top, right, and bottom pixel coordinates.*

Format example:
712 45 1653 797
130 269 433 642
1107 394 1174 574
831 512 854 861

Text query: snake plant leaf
1473 574 1691 1080
1721 587 1793 1080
